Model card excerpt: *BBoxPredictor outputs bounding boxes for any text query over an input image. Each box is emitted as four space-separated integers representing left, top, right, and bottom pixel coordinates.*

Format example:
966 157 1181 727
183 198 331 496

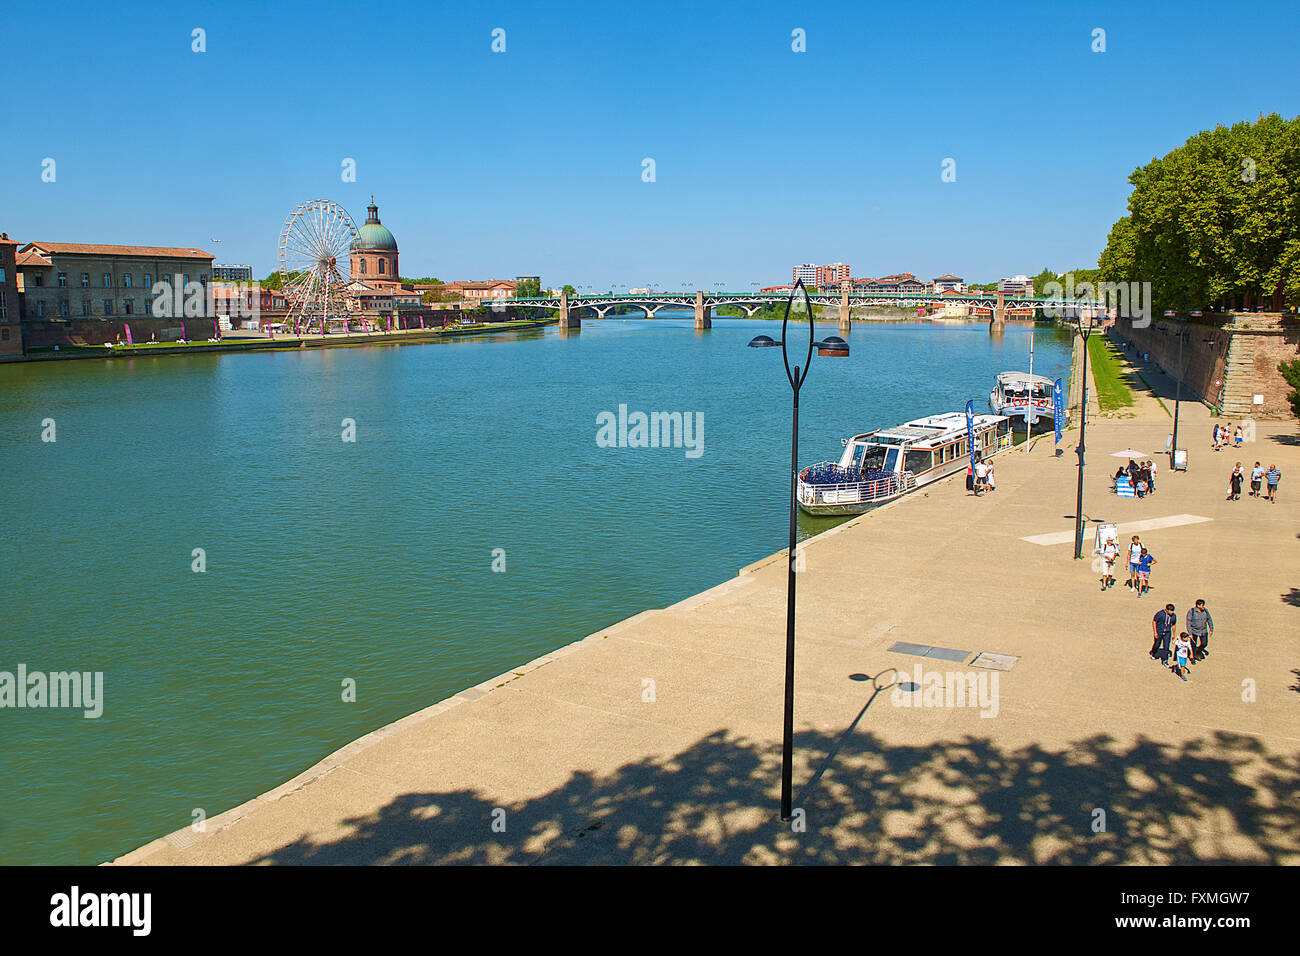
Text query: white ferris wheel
277 199 360 333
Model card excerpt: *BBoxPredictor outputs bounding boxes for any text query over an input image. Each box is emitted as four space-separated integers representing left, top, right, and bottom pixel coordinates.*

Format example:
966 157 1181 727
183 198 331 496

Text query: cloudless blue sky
2 0 1297 287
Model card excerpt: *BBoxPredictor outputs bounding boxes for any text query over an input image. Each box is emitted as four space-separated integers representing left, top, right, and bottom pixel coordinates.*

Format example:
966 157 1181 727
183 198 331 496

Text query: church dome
351 198 397 252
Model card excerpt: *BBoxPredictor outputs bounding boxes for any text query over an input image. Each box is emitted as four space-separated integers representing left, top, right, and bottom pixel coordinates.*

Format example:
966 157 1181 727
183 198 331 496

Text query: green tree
562 284 576 296
1100 113 1300 312
515 278 544 298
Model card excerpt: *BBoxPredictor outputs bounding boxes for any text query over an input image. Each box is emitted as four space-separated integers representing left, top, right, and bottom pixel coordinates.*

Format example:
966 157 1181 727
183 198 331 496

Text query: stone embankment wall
1114 312 1299 419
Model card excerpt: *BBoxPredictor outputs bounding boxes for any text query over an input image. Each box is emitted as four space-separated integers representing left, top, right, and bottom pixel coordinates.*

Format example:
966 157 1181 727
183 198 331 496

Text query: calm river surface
0 315 1070 864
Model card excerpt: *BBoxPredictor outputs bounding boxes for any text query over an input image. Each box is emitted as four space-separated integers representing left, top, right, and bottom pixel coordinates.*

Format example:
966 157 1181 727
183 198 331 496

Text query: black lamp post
748 279 850 820
1073 311 1095 560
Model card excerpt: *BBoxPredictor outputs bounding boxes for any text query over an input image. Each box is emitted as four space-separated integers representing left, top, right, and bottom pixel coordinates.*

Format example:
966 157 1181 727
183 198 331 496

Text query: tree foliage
1280 359 1300 418
1099 113 1300 312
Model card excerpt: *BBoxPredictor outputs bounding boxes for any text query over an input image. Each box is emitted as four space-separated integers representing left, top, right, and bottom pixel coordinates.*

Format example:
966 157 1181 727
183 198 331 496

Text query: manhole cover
970 652 1019 671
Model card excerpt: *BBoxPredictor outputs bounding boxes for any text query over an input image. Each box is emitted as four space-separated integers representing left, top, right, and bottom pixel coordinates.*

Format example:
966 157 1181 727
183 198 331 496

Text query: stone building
15 242 214 321
0 234 21 358
346 198 420 320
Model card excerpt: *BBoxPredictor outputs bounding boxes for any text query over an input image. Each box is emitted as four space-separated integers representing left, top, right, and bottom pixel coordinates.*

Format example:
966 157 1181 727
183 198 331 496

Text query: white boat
797 411 1013 515
989 372 1056 427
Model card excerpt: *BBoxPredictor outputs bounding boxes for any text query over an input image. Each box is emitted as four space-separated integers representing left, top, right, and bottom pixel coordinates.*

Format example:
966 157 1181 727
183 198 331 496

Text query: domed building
350 198 399 281
345 198 421 319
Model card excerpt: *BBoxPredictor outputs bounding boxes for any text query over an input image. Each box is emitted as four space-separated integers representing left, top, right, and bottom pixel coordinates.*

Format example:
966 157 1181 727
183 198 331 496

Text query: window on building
58 272 67 287
143 274 153 288
60 300 69 316
0 290 6 319
34 272 44 287
81 273 89 287
360 260 366 275
0 267 6 282
104 300 114 316
124 299 134 315
378 259 385 275
37 301 45 317
1 328 8 341
103 274 112 287
82 300 91 316
123 274 132 288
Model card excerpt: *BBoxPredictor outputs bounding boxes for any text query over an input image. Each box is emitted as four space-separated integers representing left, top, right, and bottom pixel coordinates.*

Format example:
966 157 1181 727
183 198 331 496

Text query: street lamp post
747 280 849 820
1073 312 1094 560
1165 293 1199 471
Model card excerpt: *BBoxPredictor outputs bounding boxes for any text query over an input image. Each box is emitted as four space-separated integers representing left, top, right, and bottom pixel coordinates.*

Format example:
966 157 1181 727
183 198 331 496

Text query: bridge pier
990 290 1006 332
839 287 851 333
558 290 580 331
694 291 711 329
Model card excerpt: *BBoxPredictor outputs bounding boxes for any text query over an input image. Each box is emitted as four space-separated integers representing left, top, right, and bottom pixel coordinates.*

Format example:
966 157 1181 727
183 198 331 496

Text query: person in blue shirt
1150 604 1177 666
1265 465 1281 503
1250 461 1265 497
1137 548 1156 596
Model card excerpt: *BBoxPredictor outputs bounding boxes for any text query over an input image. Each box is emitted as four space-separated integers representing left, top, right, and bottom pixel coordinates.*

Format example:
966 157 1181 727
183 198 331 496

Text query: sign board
1053 379 1064 445
1165 433 1173 452
1173 449 1188 471
1094 522 1119 555
1254 394 1264 405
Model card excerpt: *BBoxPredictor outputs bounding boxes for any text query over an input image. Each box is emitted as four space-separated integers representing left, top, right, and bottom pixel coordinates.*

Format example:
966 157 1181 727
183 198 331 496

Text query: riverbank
111 375 1300 865
3 318 555 363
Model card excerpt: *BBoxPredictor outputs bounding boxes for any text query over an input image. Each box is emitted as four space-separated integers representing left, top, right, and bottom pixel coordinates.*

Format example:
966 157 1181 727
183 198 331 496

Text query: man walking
1266 464 1281 503
1250 461 1264 497
1151 603 1177 666
1186 599 1214 662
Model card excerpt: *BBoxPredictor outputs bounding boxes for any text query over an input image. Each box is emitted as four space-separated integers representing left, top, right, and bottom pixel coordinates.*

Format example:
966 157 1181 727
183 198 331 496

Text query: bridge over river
496 288 1087 331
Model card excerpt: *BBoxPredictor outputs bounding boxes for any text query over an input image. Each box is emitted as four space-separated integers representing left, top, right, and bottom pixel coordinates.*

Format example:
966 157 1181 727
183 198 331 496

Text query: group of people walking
1098 533 1158 595
1151 600 1215 682
1212 423 1244 451
1228 460 1281 502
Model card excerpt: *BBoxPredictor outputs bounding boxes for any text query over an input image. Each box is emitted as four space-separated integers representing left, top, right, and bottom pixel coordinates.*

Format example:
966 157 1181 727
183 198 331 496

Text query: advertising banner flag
1053 378 1064 446
965 400 977 468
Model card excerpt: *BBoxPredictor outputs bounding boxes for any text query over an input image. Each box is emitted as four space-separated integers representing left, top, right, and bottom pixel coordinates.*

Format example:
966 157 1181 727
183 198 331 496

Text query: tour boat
797 412 1012 514
989 372 1056 427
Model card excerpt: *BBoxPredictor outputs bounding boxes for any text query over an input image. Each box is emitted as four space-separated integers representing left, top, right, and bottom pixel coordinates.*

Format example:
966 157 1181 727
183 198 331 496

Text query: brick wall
1114 312 1299 419
20 317 221 349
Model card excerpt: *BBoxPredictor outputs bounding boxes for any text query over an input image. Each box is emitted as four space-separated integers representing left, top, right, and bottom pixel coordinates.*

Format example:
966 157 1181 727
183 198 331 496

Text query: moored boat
797 411 1012 515
989 371 1056 427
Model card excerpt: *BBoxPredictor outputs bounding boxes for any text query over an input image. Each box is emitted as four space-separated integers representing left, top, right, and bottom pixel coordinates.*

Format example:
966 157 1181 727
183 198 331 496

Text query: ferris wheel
277 199 360 333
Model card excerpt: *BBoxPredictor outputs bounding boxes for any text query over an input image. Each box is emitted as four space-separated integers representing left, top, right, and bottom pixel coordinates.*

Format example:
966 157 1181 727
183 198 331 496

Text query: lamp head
747 334 780 348
815 335 850 357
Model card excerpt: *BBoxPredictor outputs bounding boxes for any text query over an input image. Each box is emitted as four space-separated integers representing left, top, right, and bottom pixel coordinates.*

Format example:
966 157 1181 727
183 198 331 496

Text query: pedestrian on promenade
1127 535 1143 592
1172 633 1193 682
1234 424 1244 448
1100 537 1119 591
1250 461 1265 497
966 461 975 494
1228 462 1244 500
974 458 988 496
1186 599 1214 662
1265 464 1281 503
1148 458 1157 493
1212 424 1221 451
1151 603 1177 665
985 462 996 492
1138 547 1156 596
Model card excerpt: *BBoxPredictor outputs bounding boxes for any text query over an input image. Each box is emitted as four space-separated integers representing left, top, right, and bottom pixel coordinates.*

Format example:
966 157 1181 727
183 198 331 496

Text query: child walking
1138 547 1156 596
1172 632 1193 682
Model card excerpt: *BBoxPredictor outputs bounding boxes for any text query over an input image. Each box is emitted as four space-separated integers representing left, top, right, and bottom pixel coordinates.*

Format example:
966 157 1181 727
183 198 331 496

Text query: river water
0 315 1070 864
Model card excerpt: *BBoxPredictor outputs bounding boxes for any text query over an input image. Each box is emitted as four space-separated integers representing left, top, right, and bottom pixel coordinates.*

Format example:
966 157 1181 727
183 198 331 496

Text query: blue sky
2 0 1297 288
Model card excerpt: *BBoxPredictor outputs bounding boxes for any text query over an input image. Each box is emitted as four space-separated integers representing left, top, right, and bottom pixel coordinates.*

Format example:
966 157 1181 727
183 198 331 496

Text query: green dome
351 198 397 252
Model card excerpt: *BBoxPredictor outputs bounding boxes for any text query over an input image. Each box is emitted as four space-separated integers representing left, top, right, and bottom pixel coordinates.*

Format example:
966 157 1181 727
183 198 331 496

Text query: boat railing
798 463 918 506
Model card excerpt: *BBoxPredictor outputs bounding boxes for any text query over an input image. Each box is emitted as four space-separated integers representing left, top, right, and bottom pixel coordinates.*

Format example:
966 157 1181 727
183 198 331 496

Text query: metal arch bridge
497 290 1059 318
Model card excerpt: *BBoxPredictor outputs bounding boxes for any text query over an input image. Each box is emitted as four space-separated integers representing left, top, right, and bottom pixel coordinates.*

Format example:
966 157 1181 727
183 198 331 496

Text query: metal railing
797 464 918 507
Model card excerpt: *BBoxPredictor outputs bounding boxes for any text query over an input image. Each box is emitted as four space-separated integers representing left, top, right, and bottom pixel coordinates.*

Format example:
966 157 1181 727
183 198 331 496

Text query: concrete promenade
114 357 1300 865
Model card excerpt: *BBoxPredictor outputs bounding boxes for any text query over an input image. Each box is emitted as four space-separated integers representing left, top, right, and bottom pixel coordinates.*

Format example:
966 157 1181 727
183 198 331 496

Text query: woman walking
1228 462 1244 501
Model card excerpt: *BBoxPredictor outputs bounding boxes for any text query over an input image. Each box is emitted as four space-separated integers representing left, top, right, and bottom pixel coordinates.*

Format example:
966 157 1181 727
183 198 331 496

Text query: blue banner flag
965 400 977 468
1053 378 1064 446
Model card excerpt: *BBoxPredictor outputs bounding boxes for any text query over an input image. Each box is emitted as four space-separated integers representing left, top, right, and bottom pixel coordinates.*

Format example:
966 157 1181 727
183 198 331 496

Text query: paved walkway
114 381 1300 865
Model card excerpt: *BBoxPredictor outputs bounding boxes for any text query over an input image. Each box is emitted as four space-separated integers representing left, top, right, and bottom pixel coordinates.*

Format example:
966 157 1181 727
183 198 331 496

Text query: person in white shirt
1128 535 1143 591
973 459 988 496
1100 539 1119 590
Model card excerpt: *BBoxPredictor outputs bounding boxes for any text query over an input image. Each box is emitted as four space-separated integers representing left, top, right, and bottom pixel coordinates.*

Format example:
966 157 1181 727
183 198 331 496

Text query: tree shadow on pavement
247 724 1299 865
